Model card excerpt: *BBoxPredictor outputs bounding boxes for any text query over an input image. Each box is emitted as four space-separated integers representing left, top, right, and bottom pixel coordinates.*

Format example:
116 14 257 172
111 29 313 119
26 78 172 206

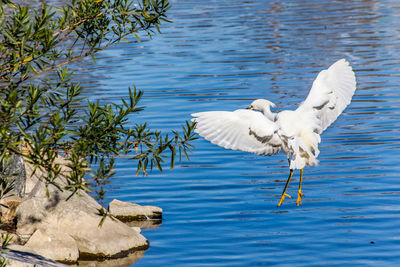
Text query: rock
16 187 149 259
23 154 70 197
7 244 38 256
1 247 67 267
108 199 162 221
15 158 149 261
3 154 26 197
130 227 141 233
0 196 22 225
124 219 162 229
78 251 144 267
23 228 79 263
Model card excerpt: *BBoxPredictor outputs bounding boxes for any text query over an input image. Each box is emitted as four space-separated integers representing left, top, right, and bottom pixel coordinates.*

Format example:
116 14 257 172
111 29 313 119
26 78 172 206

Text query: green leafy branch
0 0 197 201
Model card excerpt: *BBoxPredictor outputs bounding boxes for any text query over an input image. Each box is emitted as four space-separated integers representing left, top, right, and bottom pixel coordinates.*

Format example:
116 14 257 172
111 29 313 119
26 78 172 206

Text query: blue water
77 0 400 265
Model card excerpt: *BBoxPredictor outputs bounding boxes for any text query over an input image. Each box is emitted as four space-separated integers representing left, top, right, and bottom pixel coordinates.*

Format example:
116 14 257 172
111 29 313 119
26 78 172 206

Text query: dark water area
74 0 400 265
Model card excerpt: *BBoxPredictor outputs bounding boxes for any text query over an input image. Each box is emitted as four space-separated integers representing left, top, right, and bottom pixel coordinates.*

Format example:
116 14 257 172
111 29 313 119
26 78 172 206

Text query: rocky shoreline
0 155 162 266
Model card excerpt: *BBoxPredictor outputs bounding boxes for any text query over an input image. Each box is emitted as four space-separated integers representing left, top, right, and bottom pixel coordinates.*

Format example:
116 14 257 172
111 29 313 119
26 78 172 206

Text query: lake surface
77 0 400 265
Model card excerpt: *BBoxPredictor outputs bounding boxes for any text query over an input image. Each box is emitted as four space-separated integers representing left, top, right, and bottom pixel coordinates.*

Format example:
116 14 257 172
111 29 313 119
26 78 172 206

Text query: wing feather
297 58 357 133
191 110 281 156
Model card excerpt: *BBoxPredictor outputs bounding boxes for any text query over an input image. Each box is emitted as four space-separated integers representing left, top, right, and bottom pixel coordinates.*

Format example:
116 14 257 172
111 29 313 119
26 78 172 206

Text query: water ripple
72 0 400 265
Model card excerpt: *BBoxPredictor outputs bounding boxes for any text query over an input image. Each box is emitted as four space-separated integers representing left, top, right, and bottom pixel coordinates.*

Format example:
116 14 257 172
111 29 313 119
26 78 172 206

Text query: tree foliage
0 0 197 200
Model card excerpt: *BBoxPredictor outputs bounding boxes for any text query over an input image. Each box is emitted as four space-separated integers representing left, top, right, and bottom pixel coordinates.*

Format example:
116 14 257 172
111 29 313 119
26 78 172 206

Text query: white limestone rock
16 189 149 259
108 199 162 221
2 246 67 267
24 228 79 263
16 158 149 261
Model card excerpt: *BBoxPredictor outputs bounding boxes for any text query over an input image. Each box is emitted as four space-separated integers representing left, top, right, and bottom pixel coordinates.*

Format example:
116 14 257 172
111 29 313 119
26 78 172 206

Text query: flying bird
191 59 357 206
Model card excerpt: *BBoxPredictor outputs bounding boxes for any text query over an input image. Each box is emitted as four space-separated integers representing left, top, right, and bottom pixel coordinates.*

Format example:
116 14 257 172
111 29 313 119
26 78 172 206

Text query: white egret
191 59 357 206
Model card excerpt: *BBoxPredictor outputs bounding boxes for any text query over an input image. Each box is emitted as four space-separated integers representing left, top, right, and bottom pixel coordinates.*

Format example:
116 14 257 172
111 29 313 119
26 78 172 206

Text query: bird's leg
277 169 294 207
296 169 304 206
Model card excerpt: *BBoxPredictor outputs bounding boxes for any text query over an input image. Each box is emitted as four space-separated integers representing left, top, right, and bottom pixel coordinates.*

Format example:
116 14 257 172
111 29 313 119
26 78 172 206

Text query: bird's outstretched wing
191 109 282 156
297 58 357 133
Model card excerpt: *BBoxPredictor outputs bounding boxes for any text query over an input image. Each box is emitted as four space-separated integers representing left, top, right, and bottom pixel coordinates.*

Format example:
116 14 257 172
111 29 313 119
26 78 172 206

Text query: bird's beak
247 105 253 110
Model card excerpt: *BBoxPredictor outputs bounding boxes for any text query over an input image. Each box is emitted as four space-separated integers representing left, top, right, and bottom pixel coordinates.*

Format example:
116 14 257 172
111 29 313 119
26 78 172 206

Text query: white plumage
191 110 281 156
191 59 357 206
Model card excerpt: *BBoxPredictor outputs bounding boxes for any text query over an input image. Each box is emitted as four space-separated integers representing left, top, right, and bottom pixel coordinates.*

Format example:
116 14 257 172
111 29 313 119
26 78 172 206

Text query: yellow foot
277 193 292 207
296 191 304 206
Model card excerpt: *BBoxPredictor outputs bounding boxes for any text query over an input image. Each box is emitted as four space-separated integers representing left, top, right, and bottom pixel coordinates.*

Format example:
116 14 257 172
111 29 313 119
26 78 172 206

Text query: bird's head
248 99 276 111
248 99 277 120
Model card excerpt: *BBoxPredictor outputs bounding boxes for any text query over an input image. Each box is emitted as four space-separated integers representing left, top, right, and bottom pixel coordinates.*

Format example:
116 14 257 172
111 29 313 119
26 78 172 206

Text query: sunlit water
75 0 400 265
